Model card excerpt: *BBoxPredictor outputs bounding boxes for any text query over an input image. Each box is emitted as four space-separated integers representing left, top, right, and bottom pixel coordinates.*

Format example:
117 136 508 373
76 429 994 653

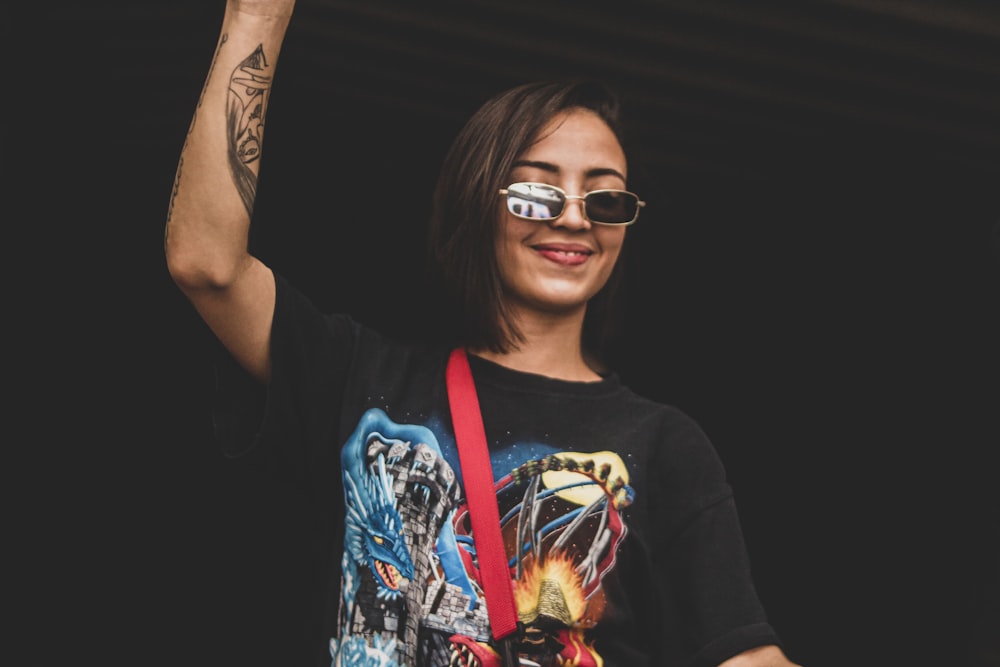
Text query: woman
165 1 803 665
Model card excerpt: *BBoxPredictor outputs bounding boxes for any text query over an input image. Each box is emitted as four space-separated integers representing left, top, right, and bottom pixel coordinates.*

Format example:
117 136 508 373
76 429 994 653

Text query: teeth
449 644 473 667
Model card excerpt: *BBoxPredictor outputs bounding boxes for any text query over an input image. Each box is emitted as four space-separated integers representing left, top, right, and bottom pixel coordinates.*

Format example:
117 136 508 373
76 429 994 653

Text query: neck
469 309 604 382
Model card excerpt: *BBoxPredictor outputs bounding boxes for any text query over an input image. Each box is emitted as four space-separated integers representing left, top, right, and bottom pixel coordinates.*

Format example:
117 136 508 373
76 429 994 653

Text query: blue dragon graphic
341 409 417 606
333 408 473 667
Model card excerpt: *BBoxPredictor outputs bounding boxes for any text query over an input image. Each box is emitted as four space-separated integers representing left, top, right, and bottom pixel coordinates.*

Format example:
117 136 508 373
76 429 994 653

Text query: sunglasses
499 182 645 226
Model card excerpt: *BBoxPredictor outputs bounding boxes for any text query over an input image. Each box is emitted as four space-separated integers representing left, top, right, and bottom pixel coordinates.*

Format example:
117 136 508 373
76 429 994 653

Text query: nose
552 195 590 230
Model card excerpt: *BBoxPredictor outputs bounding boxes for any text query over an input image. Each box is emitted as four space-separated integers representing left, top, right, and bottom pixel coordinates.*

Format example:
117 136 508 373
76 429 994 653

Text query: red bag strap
445 347 519 642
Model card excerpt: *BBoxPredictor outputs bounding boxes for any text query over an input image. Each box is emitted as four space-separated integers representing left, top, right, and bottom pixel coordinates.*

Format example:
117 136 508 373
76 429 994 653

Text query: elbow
165 241 243 293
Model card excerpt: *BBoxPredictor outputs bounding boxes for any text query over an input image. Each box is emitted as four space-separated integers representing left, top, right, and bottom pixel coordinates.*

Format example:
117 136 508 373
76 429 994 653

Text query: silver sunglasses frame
499 182 646 226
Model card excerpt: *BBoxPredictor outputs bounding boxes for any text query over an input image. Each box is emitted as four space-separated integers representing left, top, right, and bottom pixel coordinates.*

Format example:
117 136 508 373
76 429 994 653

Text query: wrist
227 1 295 21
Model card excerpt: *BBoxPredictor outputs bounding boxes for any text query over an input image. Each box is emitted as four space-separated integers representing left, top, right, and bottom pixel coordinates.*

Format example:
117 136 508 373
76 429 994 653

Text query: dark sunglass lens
507 183 564 219
586 191 637 224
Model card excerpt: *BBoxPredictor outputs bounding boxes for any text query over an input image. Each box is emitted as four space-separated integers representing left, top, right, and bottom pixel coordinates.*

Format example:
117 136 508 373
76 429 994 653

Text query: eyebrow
511 159 626 182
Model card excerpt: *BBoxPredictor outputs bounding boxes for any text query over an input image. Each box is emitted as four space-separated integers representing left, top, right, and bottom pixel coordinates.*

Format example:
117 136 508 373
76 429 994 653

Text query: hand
718 645 803 667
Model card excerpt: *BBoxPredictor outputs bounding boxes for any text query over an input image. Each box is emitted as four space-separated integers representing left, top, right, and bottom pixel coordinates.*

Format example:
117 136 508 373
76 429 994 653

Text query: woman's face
496 108 629 322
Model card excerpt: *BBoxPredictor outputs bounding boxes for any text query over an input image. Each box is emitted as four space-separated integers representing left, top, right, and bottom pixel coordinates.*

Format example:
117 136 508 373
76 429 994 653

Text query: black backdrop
11 1 999 666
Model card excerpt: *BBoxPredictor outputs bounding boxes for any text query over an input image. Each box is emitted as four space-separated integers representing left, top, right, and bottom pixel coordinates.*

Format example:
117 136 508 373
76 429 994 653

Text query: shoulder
272 271 450 360
612 383 714 448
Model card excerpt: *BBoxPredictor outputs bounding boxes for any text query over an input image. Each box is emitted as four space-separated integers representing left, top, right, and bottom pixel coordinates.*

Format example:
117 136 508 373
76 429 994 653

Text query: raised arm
164 0 296 383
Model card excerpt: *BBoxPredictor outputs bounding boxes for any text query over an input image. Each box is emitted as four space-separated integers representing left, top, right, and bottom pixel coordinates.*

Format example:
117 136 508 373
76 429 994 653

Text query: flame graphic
515 552 587 627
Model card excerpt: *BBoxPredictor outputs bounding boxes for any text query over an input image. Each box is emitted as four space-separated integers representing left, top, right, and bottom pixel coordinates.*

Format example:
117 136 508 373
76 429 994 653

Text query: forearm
164 2 293 288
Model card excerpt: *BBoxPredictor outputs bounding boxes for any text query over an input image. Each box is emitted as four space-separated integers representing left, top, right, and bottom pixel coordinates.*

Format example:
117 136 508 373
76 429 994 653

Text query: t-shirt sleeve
211 273 359 495
649 410 784 666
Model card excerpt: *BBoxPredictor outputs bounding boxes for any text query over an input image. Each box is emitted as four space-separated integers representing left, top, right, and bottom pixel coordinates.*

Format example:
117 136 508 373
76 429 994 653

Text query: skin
165 4 289 384
474 109 629 382
498 109 627 320
720 645 801 667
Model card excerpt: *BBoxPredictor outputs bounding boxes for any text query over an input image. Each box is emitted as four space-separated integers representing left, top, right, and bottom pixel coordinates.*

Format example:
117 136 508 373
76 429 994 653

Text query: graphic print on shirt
330 408 635 667
330 408 464 667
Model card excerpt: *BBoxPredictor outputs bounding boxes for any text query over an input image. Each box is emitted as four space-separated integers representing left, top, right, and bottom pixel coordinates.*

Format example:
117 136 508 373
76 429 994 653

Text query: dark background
13 1 999 665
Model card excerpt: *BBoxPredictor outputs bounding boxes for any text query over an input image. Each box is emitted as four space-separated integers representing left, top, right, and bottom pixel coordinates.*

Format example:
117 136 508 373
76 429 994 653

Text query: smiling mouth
532 243 593 255
534 246 593 265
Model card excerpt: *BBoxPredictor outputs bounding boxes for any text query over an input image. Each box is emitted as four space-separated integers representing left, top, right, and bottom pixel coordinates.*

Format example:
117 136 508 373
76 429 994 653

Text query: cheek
494 217 525 277
598 228 627 264
497 216 535 254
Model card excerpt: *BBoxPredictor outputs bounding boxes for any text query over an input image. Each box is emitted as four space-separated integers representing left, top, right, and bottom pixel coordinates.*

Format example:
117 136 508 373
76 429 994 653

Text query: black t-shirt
214 273 782 667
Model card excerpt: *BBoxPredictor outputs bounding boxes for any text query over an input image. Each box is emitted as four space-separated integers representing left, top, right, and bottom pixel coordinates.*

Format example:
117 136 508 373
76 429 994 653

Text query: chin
525 289 595 313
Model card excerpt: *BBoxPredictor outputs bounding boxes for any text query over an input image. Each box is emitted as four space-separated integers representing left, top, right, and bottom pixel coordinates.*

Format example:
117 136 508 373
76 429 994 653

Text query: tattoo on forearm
165 152 185 240
165 33 228 234
227 44 272 217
